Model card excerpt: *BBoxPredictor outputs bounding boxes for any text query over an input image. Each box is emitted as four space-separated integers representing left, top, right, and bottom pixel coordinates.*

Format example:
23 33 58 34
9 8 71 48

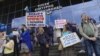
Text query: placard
12 31 19 35
60 32 80 48
55 19 66 28
26 11 46 27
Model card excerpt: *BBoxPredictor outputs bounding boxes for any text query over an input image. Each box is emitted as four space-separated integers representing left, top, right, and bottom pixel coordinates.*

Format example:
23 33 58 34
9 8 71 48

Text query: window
38 0 48 4
0 16 2 22
51 0 59 6
21 10 25 16
0 9 3 15
3 7 9 14
59 0 70 6
16 0 22 3
84 0 92 2
15 11 22 18
22 0 28 9
2 15 8 24
10 5 15 13
31 0 38 7
71 0 92 5
71 0 83 5
8 0 16 5
16 2 22 11
8 13 14 23
59 0 92 7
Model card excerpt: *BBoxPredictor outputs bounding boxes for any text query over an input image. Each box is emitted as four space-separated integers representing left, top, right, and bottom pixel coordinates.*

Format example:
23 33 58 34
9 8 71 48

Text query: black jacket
37 33 49 45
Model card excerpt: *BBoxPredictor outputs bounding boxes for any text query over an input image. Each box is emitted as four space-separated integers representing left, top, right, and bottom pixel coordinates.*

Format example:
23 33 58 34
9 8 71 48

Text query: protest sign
12 31 19 35
55 19 66 28
60 32 80 48
26 11 46 27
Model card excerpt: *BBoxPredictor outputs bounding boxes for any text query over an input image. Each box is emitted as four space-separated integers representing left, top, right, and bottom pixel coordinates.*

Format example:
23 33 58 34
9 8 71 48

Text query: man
79 14 100 56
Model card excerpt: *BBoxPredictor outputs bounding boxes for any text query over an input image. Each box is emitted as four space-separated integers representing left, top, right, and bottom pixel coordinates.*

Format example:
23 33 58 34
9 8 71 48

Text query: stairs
32 43 87 56
33 45 60 56
31 26 100 56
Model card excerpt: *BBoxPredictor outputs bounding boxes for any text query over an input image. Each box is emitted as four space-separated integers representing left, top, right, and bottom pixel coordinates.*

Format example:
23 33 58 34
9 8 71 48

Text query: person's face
82 15 89 23
38 27 44 33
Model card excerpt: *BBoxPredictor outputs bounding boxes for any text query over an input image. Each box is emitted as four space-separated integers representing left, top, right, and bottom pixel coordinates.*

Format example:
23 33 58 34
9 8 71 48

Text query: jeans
84 38 100 56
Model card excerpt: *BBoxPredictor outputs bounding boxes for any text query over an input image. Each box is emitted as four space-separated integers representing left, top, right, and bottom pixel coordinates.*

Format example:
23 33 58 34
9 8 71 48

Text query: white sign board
12 31 19 36
55 19 66 28
60 32 80 48
26 11 46 27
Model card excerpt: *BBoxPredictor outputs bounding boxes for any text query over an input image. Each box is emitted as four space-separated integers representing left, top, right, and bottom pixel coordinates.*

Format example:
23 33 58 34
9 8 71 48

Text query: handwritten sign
60 32 80 48
55 19 66 28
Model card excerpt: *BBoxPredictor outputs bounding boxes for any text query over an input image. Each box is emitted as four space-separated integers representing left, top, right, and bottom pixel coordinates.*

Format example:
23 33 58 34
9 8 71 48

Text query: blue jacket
21 29 33 51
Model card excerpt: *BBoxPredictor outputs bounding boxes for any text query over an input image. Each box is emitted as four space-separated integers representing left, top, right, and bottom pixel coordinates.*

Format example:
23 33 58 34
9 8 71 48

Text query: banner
12 16 26 28
55 19 66 28
26 11 46 27
60 32 80 48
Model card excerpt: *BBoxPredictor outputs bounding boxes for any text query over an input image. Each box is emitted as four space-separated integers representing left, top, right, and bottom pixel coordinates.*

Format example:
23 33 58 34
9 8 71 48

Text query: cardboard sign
26 11 46 27
60 32 80 48
55 19 66 28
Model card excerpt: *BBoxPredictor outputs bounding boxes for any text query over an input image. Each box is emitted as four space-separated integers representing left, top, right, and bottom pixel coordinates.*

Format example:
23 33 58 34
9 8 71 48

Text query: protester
44 25 54 46
66 22 86 53
79 14 100 56
48 25 54 45
3 37 14 56
29 27 35 51
20 24 33 56
54 28 62 43
0 31 6 56
36 27 50 56
60 24 76 56
11 28 20 56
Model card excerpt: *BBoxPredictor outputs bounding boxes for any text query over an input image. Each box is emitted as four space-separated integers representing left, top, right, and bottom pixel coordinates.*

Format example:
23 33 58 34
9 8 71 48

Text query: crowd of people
0 14 99 56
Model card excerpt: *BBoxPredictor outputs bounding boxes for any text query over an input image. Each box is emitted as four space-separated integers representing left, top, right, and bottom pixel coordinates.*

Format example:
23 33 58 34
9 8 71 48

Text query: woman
60 24 76 56
3 37 14 56
20 24 33 56
36 27 50 56
79 14 99 56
